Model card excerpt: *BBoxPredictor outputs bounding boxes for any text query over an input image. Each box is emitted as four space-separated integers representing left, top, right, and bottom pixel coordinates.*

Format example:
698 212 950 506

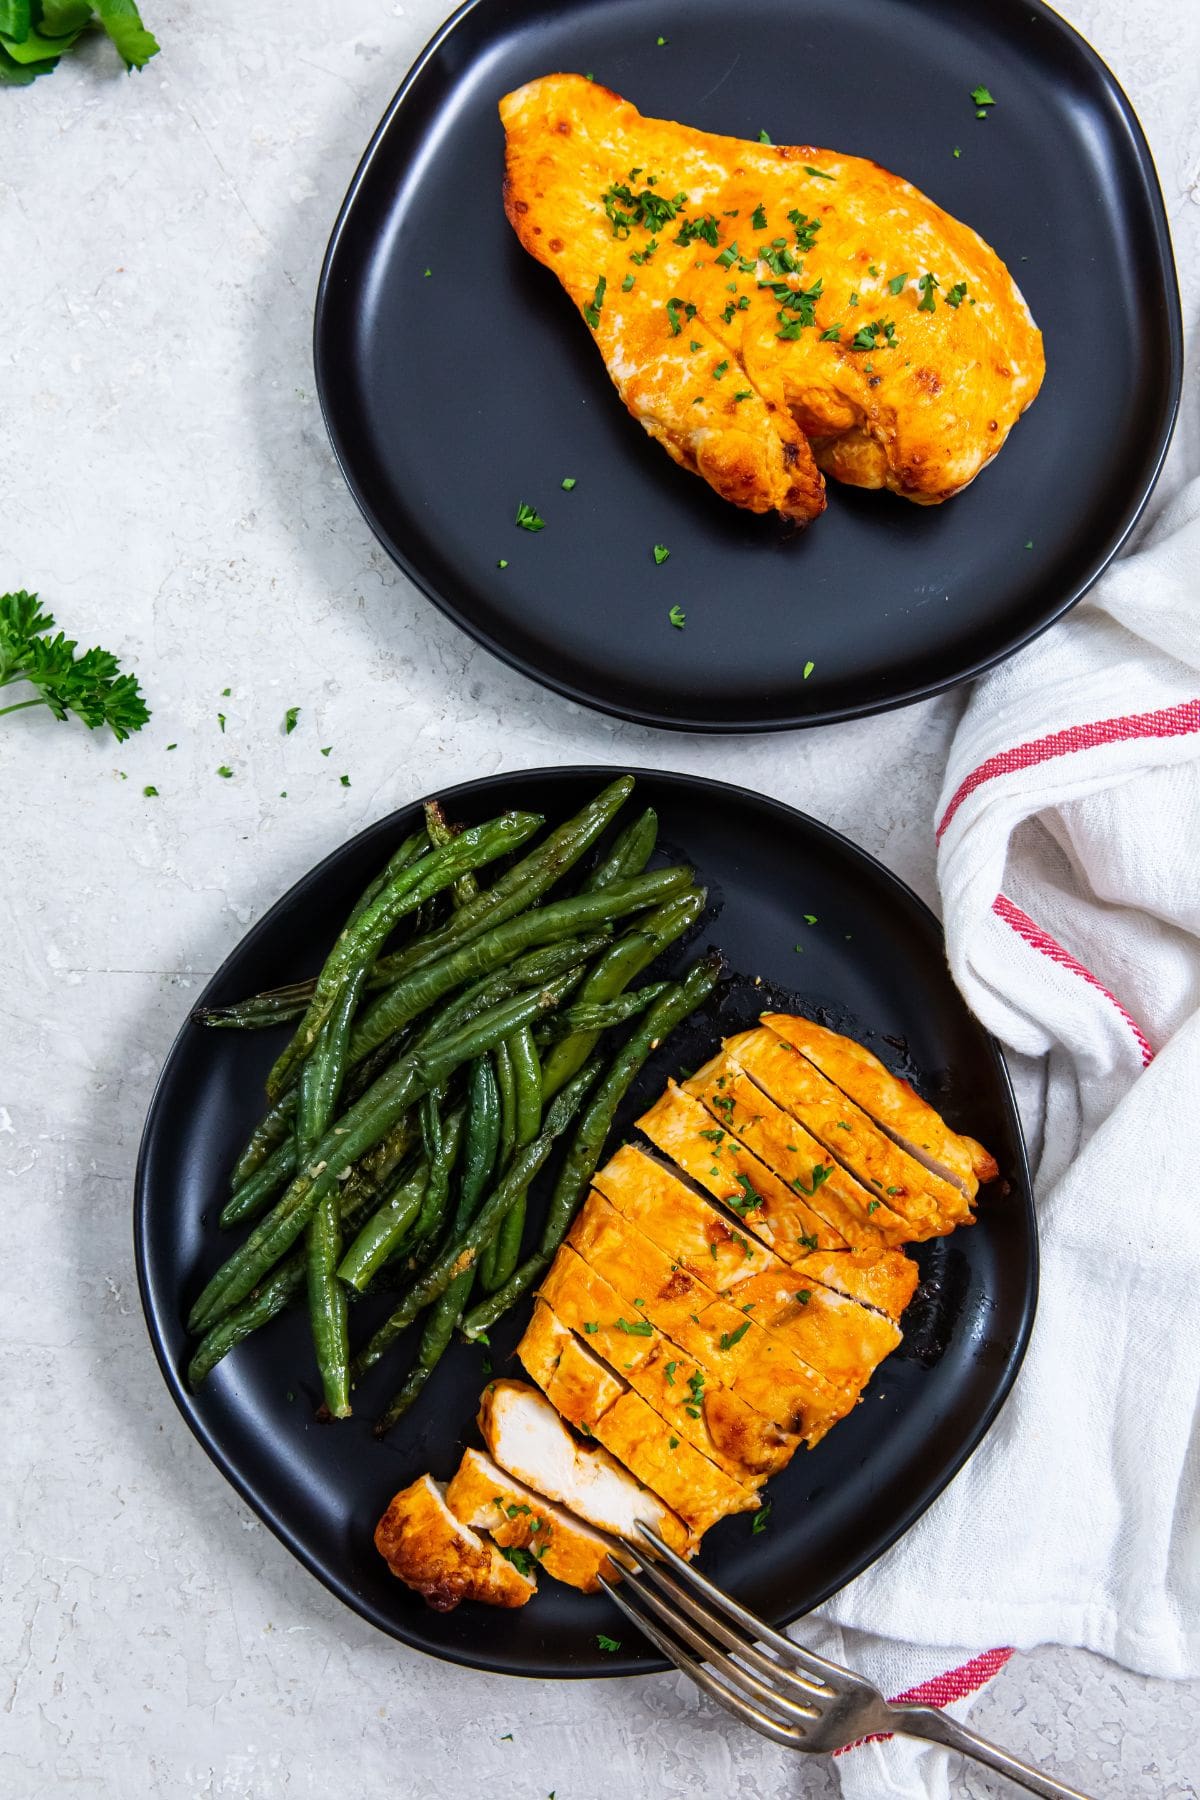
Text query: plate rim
312 0 1183 734
134 763 1038 1678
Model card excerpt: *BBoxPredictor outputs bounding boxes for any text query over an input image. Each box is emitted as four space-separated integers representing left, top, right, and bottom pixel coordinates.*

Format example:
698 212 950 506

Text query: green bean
267 809 542 1099
357 1056 603 1398
337 1107 464 1291
492 1039 517 1174
333 1109 420 1225
197 981 317 1031
581 806 658 892
219 1135 298 1229
348 827 430 928
229 1089 298 1191
538 953 722 1261
375 1058 501 1423
371 777 635 987
296 964 368 1158
307 1189 350 1416
425 800 480 910
411 934 610 1053
461 964 718 1339
186 975 574 1335
479 1026 542 1291
531 983 671 1043
539 888 706 1099
350 866 692 1064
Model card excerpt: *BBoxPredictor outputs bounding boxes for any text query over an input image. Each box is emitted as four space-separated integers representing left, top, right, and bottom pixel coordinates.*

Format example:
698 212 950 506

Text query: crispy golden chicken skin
500 75 1043 516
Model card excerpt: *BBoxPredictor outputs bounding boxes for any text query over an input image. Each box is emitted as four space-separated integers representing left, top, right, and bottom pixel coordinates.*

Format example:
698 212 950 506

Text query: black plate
136 768 1036 1677
313 0 1180 732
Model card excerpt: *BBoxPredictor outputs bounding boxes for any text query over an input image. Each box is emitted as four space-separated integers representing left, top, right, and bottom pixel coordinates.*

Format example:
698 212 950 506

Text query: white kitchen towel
817 477 1200 1798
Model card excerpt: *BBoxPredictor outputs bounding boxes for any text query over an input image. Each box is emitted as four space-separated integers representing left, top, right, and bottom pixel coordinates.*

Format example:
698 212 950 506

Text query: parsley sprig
0 2 159 84
0 589 149 740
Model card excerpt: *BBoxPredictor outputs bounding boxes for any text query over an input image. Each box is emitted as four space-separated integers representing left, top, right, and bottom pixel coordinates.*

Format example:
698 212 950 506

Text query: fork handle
889 1704 1098 1800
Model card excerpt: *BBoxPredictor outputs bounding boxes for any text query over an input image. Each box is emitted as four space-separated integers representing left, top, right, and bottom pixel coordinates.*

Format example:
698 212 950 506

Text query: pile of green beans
187 778 719 1438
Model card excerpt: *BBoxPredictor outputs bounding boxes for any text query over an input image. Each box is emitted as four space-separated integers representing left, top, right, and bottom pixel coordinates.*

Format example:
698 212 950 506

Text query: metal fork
600 1527 1097 1800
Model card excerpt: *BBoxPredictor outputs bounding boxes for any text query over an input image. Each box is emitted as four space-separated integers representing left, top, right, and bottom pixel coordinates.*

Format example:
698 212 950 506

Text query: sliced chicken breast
518 1300 762 1534
374 1472 536 1610
761 1015 998 1196
569 1189 852 1445
672 1063 910 1249
445 1447 623 1593
477 1378 692 1553
539 1242 797 1480
726 1028 972 1233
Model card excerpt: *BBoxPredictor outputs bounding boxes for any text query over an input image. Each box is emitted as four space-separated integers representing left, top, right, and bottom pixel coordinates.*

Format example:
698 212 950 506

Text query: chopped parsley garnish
583 274 607 327
850 318 898 351
653 543 670 565
497 559 508 569
699 1127 724 1143
733 389 752 401
797 1232 819 1252
819 325 841 342
953 145 962 158
561 477 576 490
217 712 226 732
795 1289 812 1306
758 128 773 144
886 1185 901 1194
656 34 667 45
283 706 300 734
917 272 939 312
793 1164 832 1197
622 273 635 291
665 296 696 335
719 1321 751 1351
217 765 233 779
629 238 659 265
424 267 431 278
750 203 768 230
340 773 351 787
320 745 332 756
785 209 822 251
596 1634 621 1652
675 212 720 247
603 182 687 238
803 660 815 679
751 1500 772 1534
727 1173 762 1216
668 604 686 630
887 272 909 295
715 242 739 270
804 912 817 923
515 501 545 531
712 359 728 380
143 784 158 797
804 164 835 181
945 281 969 308
867 1200 881 1214
583 1321 599 1333
665 1361 677 1385
615 1316 653 1336
970 84 996 112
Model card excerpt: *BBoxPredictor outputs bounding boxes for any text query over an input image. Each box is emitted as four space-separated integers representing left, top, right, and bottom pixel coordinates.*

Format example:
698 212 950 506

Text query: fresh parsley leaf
497 558 508 569
719 1321 751 1350
615 1316 653 1336
653 543 670 565
818 325 841 342
656 34 667 45
95 0 159 70
0 589 149 741
758 128 772 144
887 272 908 295
945 281 969 308
668 604 686 630
621 273 635 291
792 1164 832 1197
712 359 728 380
320 745 332 756
284 706 300 734
750 202 767 230
917 272 939 312
561 477 577 490
804 164 835 181
583 1321 599 1333
142 784 158 796
970 84 995 109
733 388 752 401
583 273 607 327
515 500 545 532
751 1500 772 1535
216 765 232 779
499 1545 536 1577
596 1634 621 1652
340 773 350 787
795 1289 812 1305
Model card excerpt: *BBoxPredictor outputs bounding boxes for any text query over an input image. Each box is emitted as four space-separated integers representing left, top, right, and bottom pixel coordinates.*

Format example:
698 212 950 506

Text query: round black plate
136 768 1035 1677
313 0 1180 732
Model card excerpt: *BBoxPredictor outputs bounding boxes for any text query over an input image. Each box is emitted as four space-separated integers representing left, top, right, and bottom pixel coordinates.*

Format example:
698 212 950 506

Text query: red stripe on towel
936 700 1200 840
835 1647 1014 1755
993 893 1154 1067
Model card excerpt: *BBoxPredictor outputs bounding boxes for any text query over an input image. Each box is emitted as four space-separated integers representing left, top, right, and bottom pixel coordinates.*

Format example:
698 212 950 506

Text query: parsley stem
0 697 47 717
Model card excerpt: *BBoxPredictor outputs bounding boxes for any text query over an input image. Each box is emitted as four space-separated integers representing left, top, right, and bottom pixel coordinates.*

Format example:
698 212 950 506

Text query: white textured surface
2 3 1198 1796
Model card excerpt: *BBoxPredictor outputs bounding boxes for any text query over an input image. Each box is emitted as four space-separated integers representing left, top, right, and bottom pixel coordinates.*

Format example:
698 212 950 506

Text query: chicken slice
597 1141 916 1323
727 1028 972 1234
445 1447 623 1594
761 1015 998 1197
568 1189 853 1445
518 1301 761 1535
477 1378 691 1554
374 1472 536 1611
539 1241 797 1480
500 75 1043 517
640 1078 906 1254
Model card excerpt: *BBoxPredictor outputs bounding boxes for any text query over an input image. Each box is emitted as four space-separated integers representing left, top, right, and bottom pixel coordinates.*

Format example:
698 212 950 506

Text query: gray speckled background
2 3 1198 1795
